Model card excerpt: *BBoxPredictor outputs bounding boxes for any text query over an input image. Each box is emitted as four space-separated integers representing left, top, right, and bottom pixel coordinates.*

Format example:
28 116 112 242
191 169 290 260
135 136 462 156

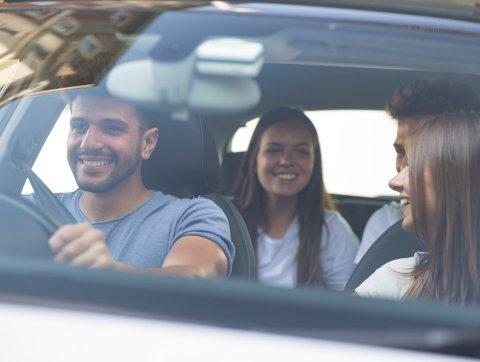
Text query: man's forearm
112 261 226 278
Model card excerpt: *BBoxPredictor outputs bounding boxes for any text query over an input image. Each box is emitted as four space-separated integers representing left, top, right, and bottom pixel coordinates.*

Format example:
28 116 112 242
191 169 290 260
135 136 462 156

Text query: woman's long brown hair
229 106 334 286
405 109 480 305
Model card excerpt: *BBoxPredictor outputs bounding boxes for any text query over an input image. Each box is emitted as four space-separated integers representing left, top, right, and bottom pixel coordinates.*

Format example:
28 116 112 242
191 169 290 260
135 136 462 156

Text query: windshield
1 1 480 358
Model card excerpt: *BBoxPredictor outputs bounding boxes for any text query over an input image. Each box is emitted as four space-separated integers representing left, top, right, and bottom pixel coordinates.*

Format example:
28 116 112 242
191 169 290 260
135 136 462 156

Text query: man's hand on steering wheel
48 223 114 268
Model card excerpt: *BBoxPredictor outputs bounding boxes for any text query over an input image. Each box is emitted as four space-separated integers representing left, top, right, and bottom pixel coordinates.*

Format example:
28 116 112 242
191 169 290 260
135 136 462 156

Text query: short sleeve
319 212 359 291
354 266 383 298
172 197 235 274
355 257 416 300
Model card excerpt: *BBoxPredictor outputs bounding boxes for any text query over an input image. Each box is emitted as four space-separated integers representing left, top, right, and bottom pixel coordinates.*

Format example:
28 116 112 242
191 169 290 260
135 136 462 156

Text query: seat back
142 117 256 279
204 193 256 279
143 118 220 197
344 220 422 293
221 152 245 192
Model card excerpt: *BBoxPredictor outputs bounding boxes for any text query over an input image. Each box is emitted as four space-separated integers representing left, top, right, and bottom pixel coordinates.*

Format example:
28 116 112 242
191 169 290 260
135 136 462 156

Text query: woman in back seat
230 106 358 290
356 109 480 305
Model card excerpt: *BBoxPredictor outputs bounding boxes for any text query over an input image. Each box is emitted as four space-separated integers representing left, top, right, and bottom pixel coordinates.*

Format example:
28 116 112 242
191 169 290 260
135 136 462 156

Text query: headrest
142 116 221 197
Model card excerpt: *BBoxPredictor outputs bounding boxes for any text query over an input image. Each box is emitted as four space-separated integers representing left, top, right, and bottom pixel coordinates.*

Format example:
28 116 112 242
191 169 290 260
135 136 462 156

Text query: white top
354 253 425 300
355 202 402 264
257 210 359 290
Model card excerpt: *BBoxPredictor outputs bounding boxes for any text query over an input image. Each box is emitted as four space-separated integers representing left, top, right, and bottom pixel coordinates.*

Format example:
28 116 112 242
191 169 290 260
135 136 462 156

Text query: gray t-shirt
58 191 234 273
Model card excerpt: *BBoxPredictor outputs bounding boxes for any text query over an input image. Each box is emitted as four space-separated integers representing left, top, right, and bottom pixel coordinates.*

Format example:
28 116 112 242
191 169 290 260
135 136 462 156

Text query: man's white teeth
276 174 297 180
400 199 409 205
83 160 110 167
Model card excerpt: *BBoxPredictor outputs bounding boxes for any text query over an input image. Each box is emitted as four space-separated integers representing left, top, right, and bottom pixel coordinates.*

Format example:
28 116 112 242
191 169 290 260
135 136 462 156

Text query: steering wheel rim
0 193 58 259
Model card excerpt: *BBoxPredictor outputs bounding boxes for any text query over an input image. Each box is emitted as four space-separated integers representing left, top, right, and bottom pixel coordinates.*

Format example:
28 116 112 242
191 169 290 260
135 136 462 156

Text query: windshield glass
1 1 480 357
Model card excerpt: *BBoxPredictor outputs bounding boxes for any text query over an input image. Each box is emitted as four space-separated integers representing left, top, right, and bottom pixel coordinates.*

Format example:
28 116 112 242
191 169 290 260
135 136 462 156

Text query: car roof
229 0 480 23
1 1 478 110
3 0 478 22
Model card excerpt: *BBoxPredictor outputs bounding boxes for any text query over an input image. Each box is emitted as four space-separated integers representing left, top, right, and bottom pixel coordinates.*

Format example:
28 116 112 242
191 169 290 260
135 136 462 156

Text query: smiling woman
356 109 480 305
230 106 359 289
230 110 398 197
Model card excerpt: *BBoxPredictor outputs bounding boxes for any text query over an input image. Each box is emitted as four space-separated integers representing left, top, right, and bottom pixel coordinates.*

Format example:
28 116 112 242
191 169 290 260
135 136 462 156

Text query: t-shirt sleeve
171 197 235 275
354 257 415 300
319 212 359 291
354 266 383 298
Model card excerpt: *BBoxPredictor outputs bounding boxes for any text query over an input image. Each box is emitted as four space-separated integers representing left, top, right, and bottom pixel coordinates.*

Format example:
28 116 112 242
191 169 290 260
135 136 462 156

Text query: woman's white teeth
400 198 409 205
276 174 297 180
83 160 110 167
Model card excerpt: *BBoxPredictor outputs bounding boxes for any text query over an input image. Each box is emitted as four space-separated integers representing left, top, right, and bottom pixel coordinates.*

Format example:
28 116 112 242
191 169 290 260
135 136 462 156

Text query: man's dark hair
135 108 157 131
64 89 157 131
386 79 480 120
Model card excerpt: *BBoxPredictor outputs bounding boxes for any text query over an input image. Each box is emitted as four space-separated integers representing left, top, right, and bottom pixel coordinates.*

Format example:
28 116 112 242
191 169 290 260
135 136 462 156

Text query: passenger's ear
141 127 158 160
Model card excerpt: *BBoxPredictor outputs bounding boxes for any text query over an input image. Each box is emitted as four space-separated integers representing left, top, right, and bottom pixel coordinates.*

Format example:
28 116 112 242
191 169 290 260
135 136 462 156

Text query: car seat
221 151 245 192
344 220 422 293
142 116 256 280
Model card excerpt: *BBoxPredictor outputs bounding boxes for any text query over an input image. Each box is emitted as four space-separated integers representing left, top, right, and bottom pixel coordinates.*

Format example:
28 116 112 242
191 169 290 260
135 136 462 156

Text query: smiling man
355 79 480 264
48 92 234 277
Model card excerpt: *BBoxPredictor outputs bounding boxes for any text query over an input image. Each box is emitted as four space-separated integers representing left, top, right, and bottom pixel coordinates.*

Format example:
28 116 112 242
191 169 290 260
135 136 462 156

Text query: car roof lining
208 63 480 122
231 1 480 24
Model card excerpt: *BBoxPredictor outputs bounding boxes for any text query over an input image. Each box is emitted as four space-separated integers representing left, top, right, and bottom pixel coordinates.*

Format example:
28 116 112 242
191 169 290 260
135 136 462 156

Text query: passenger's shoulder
324 209 346 223
355 256 416 299
380 255 417 274
159 193 223 214
322 210 359 248
368 202 402 224
324 210 354 231
165 194 216 207
57 190 80 204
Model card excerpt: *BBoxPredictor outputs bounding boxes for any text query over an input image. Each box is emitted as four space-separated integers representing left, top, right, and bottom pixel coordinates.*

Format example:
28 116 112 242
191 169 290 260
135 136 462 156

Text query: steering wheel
0 193 59 258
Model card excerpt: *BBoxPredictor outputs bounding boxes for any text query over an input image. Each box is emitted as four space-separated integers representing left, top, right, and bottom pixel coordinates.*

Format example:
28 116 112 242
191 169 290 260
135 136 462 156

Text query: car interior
141 114 256 279
2 1 480 357
1 2 480 283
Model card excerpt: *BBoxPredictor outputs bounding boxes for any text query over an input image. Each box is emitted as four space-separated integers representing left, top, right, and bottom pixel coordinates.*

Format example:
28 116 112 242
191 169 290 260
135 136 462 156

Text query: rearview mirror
106 37 264 116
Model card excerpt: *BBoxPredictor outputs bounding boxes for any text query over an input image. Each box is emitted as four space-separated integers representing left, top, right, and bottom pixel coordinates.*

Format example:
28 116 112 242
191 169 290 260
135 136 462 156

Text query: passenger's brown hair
386 79 480 121
230 106 334 286
405 109 480 305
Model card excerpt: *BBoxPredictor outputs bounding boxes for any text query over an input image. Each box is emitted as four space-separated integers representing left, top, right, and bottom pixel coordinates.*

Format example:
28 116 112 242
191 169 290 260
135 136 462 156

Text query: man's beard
70 146 142 193
77 159 140 193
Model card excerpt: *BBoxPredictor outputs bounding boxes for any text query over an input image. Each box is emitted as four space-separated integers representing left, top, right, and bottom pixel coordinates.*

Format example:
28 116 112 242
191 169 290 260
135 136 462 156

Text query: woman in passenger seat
356 109 480 305
230 106 359 290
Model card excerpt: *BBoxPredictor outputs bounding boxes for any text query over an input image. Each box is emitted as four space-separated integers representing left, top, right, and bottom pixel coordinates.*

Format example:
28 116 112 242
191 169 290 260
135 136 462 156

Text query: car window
230 110 397 197
22 105 76 195
1 3 480 358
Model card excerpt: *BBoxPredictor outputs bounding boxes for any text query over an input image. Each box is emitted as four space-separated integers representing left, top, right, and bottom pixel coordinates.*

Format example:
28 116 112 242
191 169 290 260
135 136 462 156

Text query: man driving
48 91 234 278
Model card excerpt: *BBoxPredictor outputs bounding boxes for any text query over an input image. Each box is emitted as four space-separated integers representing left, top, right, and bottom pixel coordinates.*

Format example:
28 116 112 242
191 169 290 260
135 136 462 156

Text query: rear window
230 110 397 197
